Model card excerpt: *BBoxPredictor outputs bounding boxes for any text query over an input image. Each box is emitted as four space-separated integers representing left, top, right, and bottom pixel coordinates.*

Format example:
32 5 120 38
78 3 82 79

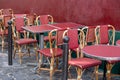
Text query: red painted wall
0 0 120 30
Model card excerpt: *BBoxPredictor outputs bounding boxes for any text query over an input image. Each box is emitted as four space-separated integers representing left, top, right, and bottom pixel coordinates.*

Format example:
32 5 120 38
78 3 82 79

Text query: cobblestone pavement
0 48 120 80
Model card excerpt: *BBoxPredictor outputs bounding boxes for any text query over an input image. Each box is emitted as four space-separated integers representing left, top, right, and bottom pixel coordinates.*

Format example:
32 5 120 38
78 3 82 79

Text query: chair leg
50 58 54 80
27 46 31 57
77 68 82 80
13 43 17 58
1 36 4 52
95 66 99 80
69 50 71 60
56 58 59 69
38 53 42 73
68 65 72 79
18 45 22 64
76 48 79 58
106 63 112 80
44 41 47 48
34 43 38 61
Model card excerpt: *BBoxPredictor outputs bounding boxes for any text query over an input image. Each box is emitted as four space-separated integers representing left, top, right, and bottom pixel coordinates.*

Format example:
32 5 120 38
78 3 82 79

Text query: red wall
0 0 120 30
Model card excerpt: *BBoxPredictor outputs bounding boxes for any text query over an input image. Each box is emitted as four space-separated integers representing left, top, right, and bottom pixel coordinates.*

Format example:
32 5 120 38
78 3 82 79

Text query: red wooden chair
63 29 102 80
12 17 38 64
0 15 12 52
37 29 63 80
36 15 54 48
95 25 119 79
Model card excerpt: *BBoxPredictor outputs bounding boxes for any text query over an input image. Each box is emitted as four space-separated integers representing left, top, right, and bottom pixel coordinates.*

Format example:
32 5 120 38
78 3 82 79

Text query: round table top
82 45 120 61
116 40 120 46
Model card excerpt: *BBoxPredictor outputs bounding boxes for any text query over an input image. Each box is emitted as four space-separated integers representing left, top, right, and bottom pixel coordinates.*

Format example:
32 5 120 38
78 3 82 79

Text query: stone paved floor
0 47 120 80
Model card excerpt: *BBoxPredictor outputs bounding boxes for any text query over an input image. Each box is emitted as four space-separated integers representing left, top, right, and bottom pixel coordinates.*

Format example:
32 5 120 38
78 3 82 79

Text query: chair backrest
14 17 25 32
36 15 53 25
0 15 12 34
48 29 65 48
2 15 12 28
56 29 66 46
25 13 37 26
12 17 27 39
82 26 96 45
63 29 85 50
95 25 115 45
1 9 13 16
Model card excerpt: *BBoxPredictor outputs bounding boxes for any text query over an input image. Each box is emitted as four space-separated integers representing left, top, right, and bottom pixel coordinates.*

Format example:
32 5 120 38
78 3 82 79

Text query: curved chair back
95 25 115 45
1 9 13 16
25 13 37 26
36 15 53 25
12 17 28 39
82 26 96 45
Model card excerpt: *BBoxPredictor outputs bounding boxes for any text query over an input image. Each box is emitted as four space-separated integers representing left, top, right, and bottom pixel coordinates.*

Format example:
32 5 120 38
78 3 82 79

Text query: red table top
116 40 120 46
22 24 57 33
82 45 120 61
51 22 83 29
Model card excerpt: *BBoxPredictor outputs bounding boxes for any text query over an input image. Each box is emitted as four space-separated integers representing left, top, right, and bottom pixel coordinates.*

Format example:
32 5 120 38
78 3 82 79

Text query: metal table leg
103 61 107 80
34 33 44 73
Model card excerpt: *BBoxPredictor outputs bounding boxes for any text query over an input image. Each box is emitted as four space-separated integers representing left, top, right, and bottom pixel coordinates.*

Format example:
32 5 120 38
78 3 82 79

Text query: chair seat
15 38 37 45
69 58 102 69
44 36 56 41
37 48 63 57
0 30 8 35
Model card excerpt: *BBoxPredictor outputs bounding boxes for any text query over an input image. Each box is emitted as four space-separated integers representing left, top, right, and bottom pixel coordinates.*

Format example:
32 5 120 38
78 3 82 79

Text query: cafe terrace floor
0 47 120 80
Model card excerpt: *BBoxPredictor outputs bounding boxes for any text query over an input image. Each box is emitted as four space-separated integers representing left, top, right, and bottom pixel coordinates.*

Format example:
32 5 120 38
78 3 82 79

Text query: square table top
22 24 57 33
22 22 84 34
